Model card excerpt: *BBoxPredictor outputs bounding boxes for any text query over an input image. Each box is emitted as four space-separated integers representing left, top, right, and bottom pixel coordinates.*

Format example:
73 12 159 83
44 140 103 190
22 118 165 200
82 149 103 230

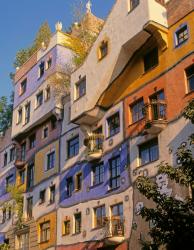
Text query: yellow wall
35 140 59 185
99 12 194 107
37 211 56 250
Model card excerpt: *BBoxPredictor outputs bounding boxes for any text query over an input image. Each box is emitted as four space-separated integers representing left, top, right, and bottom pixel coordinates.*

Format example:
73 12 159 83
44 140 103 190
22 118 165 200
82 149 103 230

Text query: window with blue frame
175 24 189 47
130 98 144 123
6 174 14 189
109 156 121 189
185 64 194 92
67 136 79 158
66 177 73 197
139 138 159 166
92 162 104 186
107 112 120 137
46 151 55 170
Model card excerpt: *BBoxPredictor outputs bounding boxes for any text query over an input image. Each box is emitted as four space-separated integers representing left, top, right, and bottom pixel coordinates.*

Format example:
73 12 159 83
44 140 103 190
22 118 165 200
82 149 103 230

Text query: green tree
14 22 51 68
136 99 194 250
0 93 13 134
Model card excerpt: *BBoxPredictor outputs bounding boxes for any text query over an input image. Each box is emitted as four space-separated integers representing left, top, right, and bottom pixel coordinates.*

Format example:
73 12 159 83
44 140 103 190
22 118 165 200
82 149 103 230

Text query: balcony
15 150 26 169
144 100 167 134
84 133 104 161
103 217 125 245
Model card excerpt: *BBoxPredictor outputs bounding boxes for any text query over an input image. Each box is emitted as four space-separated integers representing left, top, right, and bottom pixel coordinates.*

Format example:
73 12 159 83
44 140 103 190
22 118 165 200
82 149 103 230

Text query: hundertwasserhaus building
0 0 194 249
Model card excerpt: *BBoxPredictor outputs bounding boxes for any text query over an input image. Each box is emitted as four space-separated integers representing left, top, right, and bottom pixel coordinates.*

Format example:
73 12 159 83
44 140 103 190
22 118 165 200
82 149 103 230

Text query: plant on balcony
136 100 194 250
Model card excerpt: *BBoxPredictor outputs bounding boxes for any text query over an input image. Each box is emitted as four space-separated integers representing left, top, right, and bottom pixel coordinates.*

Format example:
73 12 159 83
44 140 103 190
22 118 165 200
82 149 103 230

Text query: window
66 177 73 197
39 61 45 78
99 40 108 60
92 163 104 186
93 126 103 150
74 213 81 234
185 64 194 92
20 79 27 96
43 127 48 139
40 221 50 243
17 233 29 250
139 138 159 166
46 57 52 70
2 209 6 223
130 0 139 10
63 220 70 235
39 190 46 204
4 152 8 166
21 142 26 161
10 147 15 162
8 207 11 220
25 102 31 124
75 173 82 191
17 108 23 124
36 91 43 108
27 197 33 219
51 117 57 130
130 98 144 123
46 151 55 171
109 156 121 189
107 112 120 137
67 136 79 158
19 170 25 185
6 175 14 189
29 134 36 149
175 25 189 47
76 77 86 99
27 163 34 189
111 203 124 236
45 86 51 101
49 185 55 204
144 48 158 72
149 90 166 120
94 205 106 228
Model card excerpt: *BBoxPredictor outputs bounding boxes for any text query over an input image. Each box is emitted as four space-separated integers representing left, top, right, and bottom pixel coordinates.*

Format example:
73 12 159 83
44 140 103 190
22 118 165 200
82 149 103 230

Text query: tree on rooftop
14 22 51 68
136 99 194 250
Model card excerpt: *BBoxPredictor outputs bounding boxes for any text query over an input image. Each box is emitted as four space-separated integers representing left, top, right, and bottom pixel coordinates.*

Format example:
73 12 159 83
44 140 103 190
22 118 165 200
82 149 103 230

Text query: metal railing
103 217 124 238
144 100 167 122
84 133 104 154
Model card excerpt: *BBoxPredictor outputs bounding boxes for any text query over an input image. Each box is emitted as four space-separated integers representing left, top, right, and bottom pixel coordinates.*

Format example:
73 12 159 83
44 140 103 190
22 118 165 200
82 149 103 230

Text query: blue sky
0 0 115 98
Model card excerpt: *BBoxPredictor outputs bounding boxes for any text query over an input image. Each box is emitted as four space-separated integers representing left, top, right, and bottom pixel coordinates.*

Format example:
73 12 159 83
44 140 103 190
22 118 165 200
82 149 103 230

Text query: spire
86 0 92 14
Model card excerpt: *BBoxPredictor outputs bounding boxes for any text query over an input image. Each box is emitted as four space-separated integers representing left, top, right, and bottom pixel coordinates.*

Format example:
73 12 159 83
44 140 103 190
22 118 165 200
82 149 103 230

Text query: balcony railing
144 100 167 134
15 149 26 169
103 217 125 245
84 133 104 161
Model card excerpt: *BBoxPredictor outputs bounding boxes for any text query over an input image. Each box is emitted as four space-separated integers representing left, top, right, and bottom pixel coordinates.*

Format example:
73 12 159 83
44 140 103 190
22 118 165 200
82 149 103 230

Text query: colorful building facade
0 0 194 250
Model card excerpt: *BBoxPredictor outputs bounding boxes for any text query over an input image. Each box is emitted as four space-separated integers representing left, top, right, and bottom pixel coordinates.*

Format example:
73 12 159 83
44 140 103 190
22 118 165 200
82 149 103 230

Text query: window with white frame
109 156 121 189
49 185 55 204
